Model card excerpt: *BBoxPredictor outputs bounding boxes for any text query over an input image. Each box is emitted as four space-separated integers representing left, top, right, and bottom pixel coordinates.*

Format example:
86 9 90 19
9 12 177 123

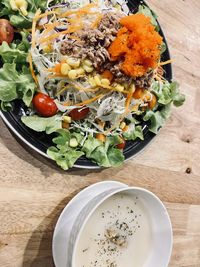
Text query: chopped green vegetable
143 104 171 134
21 115 62 134
151 81 185 107
0 41 28 64
138 4 160 31
83 135 125 168
123 125 144 141
0 63 35 106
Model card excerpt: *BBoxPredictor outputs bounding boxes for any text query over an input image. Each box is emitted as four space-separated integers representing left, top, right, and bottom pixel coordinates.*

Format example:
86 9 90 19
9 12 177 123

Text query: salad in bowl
0 0 185 170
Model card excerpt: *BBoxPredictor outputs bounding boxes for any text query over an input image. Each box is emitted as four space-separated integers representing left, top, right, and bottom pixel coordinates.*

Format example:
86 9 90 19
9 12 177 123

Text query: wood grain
0 0 200 266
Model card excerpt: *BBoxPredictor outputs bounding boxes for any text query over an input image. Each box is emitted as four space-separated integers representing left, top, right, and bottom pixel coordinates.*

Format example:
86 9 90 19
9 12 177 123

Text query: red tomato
32 93 58 117
70 107 90 120
0 19 14 45
116 137 126 150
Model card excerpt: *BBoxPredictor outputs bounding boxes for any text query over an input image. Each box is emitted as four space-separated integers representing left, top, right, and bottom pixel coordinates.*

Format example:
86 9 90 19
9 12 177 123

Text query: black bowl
0 0 172 169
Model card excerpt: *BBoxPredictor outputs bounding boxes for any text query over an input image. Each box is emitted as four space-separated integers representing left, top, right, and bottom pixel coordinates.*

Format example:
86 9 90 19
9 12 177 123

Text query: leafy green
21 115 62 134
83 135 124 168
0 63 35 106
160 42 167 54
0 41 28 64
0 0 47 28
82 135 102 157
1 101 12 112
143 104 171 134
47 129 84 170
123 125 144 141
138 4 160 31
151 81 185 107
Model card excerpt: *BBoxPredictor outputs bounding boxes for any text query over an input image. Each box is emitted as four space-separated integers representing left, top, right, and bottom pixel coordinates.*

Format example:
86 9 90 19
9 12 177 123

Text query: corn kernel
62 116 72 123
67 58 80 68
20 6 28 16
76 67 85 75
61 63 71 75
43 44 52 53
115 84 124 92
15 0 27 8
101 78 110 86
68 70 78 80
83 59 93 67
69 138 78 148
10 0 18 10
122 125 129 132
88 77 96 88
82 64 94 73
130 83 136 93
94 75 102 86
120 122 126 130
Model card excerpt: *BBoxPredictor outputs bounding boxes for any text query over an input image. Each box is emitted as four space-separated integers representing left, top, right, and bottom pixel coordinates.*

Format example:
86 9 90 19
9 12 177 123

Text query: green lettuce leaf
138 4 159 31
123 125 144 141
21 115 62 134
47 146 84 170
1 101 12 112
151 81 185 107
0 0 47 28
0 63 35 106
82 135 102 157
47 129 84 170
0 41 28 64
143 104 171 134
83 135 125 168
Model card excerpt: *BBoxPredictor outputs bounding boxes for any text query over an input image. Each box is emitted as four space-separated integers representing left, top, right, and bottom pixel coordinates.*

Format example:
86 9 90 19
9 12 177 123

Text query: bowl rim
71 186 173 267
52 180 128 266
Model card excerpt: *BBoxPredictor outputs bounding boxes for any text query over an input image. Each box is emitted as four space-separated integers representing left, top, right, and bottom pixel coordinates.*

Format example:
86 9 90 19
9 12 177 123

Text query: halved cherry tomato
69 106 90 120
32 93 58 117
0 19 14 45
116 137 126 150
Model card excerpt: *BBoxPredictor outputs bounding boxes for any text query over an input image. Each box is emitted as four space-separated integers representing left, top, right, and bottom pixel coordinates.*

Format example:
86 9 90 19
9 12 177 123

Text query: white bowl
53 181 172 267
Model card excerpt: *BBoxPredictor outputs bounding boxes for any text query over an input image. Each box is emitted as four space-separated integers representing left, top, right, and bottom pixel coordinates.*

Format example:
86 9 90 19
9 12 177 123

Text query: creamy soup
74 192 152 267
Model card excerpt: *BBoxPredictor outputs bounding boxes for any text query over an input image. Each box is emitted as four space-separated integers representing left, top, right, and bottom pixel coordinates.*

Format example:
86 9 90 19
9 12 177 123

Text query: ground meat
59 12 122 68
134 71 154 89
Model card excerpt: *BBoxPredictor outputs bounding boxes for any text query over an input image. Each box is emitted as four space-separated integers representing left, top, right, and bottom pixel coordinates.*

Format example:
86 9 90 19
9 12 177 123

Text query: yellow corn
83 59 93 66
129 83 136 93
76 67 85 75
114 84 124 92
82 64 94 73
101 78 110 86
20 6 28 15
61 63 71 75
88 77 96 88
67 58 80 68
94 75 102 86
120 121 126 130
68 70 78 80
62 116 72 123
43 44 52 53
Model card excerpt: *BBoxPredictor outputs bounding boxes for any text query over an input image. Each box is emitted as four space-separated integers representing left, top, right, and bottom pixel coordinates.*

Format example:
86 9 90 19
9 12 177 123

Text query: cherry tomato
70 106 90 120
116 137 126 150
0 19 14 45
32 93 58 117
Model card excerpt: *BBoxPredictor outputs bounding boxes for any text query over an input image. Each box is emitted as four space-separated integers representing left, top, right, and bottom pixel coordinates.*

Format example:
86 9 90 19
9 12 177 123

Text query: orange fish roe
108 14 163 77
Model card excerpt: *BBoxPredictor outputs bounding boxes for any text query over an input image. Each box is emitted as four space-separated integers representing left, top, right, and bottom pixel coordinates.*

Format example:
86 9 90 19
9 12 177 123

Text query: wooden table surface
0 0 200 266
